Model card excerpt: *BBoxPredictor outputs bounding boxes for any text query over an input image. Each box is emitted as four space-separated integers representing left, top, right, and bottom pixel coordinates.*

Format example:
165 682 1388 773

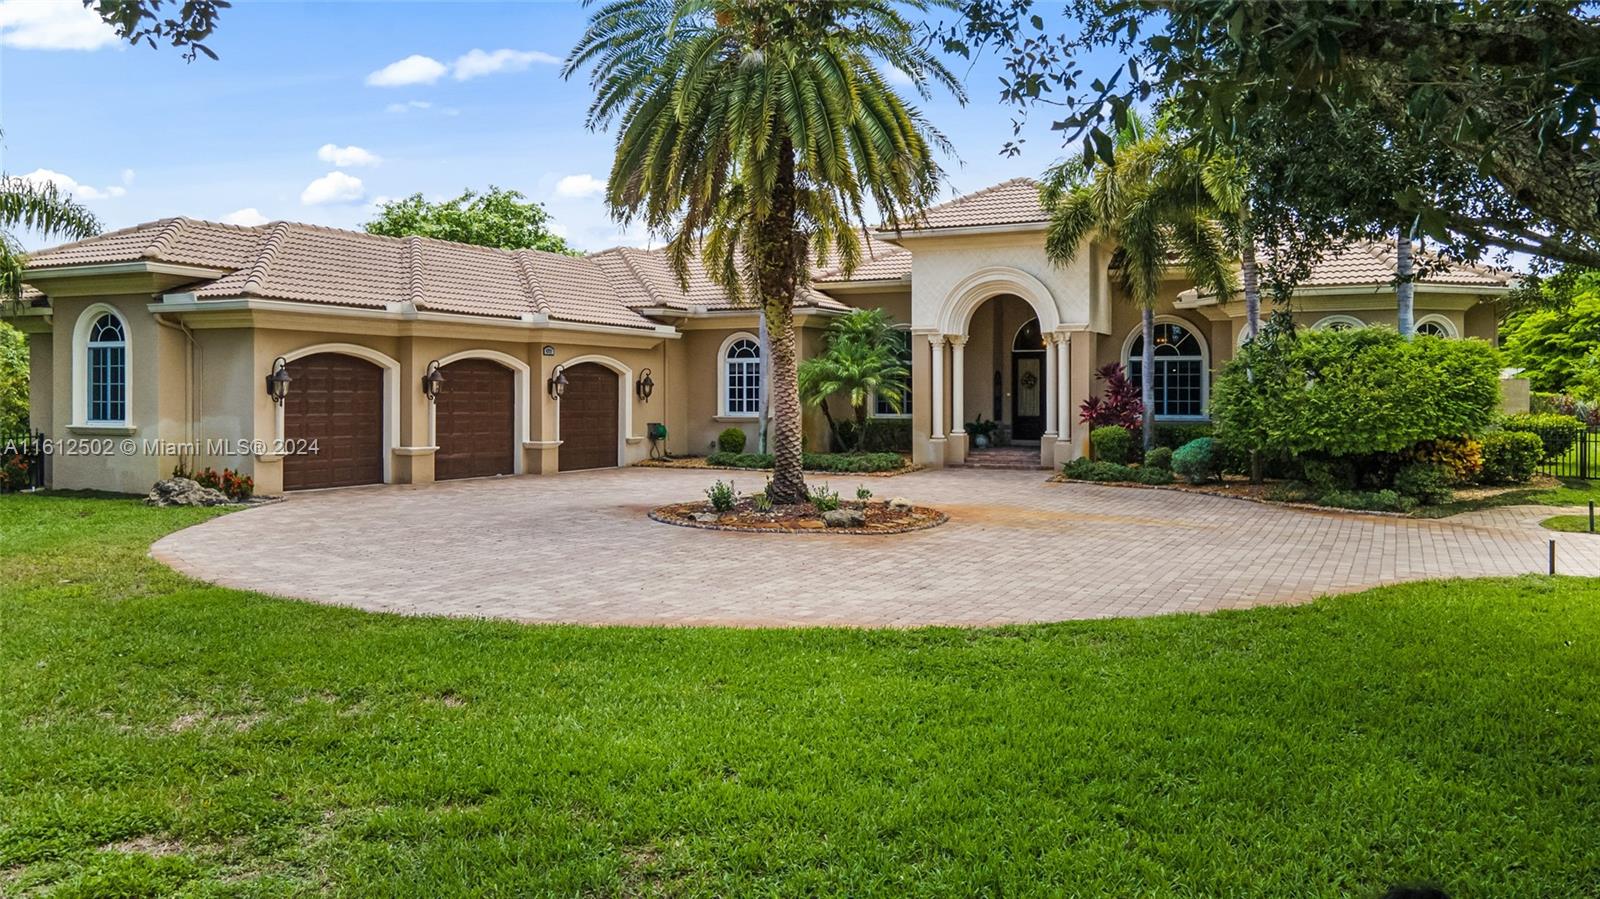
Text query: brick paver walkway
151 468 1600 627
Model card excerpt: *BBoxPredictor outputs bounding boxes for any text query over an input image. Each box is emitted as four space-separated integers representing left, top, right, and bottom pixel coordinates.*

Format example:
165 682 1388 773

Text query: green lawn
3 495 1599 897
1417 477 1600 518
1541 514 1600 535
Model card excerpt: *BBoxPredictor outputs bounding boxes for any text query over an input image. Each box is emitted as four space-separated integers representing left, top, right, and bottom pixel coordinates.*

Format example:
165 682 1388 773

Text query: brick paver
150 469 1600 627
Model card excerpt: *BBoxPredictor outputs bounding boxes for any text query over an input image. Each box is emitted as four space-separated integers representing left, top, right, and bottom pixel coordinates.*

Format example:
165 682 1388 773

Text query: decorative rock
887 497 913 510
145 477 230 508
822 509 867 528
691 512 720 523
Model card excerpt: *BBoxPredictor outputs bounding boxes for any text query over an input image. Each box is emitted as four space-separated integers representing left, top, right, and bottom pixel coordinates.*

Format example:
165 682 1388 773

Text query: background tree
799 309 909 452
1042 117 1236 449
1503 272 1600 393
2 156 103 433
566 0 961 504
364 187 576 254
944 0 1600 272
87 0 229 61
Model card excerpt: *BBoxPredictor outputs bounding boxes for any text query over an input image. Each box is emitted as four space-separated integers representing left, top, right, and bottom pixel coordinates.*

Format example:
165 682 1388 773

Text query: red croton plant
1079 363 1144 431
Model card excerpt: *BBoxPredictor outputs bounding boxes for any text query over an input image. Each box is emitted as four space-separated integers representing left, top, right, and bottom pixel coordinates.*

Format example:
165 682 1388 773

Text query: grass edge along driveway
2 493 1598 897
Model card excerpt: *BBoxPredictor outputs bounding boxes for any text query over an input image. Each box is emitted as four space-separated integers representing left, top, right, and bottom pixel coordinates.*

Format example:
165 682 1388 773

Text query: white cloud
452 48 560 81
18 168 125 200
366 54 448 87
883 66 913 86
0 0 119 51
317 144 381 167
554 174 605 198
221 207 270 227
385 100 432 114
300 171 365 206
120 168 135 186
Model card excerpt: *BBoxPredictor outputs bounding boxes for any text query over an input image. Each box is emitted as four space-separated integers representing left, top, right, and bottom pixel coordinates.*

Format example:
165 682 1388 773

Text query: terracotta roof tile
889 178 1048 232
814 234 912 283
1299 241 1512 288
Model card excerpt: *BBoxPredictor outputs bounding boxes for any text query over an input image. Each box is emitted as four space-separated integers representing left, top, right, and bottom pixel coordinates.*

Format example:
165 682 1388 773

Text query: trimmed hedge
705 451 906 473
717 427 748 454
1501 412 1586 460
1172 438 1218 484
1144 446 1174 471
834 418 913 453
1061 458 1136 482
1479 431 1544 484
1090 425 1136 464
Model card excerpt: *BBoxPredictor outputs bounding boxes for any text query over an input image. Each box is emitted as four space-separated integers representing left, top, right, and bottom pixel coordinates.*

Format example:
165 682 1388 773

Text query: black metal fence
0 431 47 493
1535 425 1600 480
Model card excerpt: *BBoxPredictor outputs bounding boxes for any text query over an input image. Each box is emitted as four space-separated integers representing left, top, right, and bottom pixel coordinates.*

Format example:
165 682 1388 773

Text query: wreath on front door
1021 371 1038 389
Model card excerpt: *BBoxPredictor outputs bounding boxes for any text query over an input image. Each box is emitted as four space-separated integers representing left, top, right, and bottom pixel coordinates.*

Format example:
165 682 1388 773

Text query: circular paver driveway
152 468 1600 627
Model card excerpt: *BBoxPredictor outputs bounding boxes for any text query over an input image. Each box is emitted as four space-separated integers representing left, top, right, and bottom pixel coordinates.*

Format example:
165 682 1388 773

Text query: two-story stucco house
5 178 1513 495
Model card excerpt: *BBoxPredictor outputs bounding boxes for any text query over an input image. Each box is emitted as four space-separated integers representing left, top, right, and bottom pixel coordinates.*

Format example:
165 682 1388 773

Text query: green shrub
1393 463 1453 505
1135 465 1174 485
835 418 913 453
808 484 841 512
752 491 773 513
1060 458 1136 482
1171 438 1218 484
1478 430 1544 484
1530 391 1565 415
1212 323 1501 458
1501 412 1586 460
1153 422 1213 449
705 452 905 473
1143 446 1173 471
855 484 873 501
1265 482 1315 503
705 479 737 513
1317 489 1417 513
1090 425 1136 464
717 427 748 454
1403 437 1483 485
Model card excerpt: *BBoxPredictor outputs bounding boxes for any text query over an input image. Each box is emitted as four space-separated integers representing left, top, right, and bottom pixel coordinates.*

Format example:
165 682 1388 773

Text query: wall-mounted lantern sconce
265 356 293 405
422 360 445 401
548 365 569 400
636 368 655 403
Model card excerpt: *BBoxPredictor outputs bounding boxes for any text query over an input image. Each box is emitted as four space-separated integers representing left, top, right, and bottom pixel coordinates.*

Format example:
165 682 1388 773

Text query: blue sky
1 0 1101 253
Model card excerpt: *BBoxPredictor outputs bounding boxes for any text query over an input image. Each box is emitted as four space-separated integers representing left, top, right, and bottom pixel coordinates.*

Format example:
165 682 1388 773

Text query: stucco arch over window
1122 316 1209 420
1311 314 1366 332
71 304 131 427
718 332 762 418
1415 314 1458 338
938 265 1062 336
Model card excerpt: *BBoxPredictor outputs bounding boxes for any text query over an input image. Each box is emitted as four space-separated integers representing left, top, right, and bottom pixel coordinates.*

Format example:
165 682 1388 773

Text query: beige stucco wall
902 230 1103 335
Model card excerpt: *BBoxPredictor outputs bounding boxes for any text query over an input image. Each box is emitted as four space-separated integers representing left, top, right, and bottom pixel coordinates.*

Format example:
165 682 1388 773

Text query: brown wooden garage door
283 353 384 491
434 358 515 481
558 362 619 471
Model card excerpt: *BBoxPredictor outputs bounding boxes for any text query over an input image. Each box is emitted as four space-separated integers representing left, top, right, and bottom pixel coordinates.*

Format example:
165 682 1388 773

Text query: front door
1011 353 1045 441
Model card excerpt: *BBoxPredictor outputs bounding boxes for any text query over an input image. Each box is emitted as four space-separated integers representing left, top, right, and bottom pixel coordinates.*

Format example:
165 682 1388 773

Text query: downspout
153 313 197 467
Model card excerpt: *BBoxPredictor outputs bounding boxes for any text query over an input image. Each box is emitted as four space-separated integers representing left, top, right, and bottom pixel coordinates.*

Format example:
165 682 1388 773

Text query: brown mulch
649 498 947 535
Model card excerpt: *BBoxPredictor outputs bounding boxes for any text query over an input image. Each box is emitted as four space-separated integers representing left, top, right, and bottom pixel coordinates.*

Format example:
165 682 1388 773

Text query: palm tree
566 0 960 504
1396 224 1417 338
1199 152 1263 341
799 309 909 452
1042 117 1238 450
1 168 101 301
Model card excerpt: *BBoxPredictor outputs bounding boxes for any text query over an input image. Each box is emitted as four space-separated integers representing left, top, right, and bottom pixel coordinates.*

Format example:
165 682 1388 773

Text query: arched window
86 313 128 423
723 336 761 416
1312 314 1366 332
1127 321 1206 419
1415 315 1457 338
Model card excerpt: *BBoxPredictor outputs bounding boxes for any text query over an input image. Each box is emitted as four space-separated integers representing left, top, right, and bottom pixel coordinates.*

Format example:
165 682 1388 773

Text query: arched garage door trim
279 343 400 483
558 354 634 468
429 349 530 475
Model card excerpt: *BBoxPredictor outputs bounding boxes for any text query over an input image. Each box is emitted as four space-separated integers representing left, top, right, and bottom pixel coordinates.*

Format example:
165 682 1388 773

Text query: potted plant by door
966 414 1000 448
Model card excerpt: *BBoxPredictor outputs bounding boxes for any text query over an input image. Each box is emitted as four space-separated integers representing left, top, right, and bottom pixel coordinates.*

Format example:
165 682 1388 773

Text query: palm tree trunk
1240 205 1261 340
853 403 870 453
753 140 808 505
1396 227 1416 338
1141 305 1156 451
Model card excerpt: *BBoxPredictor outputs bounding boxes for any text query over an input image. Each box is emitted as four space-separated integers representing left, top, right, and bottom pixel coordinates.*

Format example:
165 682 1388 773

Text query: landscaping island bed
635 452 918 477
650 497 947 534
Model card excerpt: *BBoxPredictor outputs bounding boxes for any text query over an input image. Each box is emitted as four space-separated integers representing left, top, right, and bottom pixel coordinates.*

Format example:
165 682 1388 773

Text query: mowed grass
1418 476 1600 518
2 496 1599 897
1542 514 1600 535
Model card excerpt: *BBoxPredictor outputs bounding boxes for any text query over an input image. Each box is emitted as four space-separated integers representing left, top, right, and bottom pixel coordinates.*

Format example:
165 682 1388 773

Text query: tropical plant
1077 363 1142 432
1043 116 1237 449
799 310 910 453
364 187 575 254
964 414 999 441
565 0 961 502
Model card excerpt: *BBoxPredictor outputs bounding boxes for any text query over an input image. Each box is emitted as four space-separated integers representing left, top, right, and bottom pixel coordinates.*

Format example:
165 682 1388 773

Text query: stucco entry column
947 335 967 465
1053 332 1075 468
927 334 946 466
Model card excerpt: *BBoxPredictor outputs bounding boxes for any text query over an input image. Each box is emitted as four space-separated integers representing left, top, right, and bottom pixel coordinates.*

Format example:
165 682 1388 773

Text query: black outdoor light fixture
422 360 446 401
265 356 292 405
636 368 655 402
548 364 569 400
